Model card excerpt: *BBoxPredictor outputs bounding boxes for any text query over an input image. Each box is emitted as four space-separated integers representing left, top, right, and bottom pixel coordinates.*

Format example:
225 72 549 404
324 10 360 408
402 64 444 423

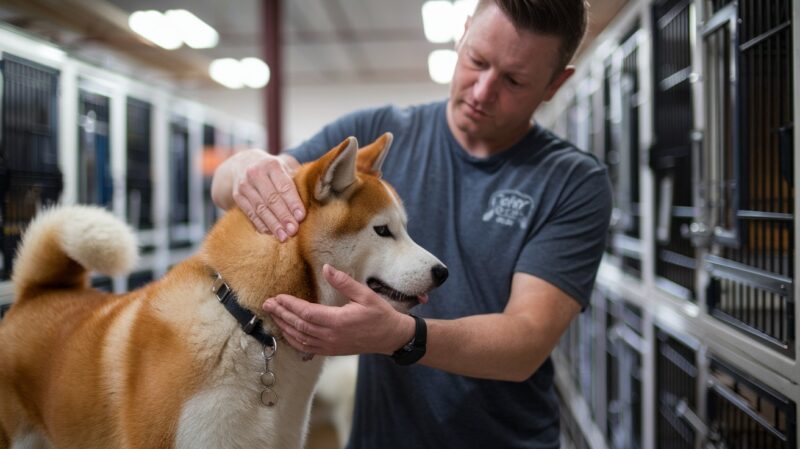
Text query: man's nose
473 71 498 103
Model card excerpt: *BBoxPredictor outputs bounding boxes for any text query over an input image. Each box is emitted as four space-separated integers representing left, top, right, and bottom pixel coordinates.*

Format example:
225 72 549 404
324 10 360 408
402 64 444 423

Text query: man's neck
445 102 533 158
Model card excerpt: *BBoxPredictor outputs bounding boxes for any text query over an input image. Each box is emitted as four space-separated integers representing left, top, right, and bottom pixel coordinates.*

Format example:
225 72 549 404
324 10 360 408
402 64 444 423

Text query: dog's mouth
367 277 429 308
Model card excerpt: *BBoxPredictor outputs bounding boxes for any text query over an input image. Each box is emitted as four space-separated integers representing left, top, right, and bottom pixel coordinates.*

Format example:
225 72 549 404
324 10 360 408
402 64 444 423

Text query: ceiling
0 0 629 89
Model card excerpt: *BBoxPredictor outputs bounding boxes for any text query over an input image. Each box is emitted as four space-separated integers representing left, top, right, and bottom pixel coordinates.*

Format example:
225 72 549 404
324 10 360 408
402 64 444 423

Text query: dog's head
295 133 447 312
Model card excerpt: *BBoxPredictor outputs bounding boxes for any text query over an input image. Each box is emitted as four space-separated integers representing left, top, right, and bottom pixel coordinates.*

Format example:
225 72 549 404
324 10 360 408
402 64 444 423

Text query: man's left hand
262 264 415 357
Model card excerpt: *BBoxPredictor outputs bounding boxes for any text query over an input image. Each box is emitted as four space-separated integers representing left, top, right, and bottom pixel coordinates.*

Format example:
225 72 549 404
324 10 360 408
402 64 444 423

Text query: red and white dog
0 134 446 449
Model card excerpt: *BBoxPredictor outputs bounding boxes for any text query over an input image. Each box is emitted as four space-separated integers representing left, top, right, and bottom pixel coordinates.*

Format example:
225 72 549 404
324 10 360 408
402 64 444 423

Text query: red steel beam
261 0 282 154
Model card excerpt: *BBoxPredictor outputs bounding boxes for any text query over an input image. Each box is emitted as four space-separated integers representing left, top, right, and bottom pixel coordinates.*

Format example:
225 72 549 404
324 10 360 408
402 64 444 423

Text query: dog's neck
200 208 319 318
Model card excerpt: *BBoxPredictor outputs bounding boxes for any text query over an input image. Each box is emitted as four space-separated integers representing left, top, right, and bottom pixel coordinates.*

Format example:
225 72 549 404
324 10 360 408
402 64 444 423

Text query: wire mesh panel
127 270 153 291
655 329 698 449
0 55 61 281
169 118 192 249
703 0 795 355
0 54 60 174
606 298 644 449
202 124 225 230
126 97 153 230
706 357 796 449
78 90 112 207
651 0 697 300
169 119 190 227
90 276 113 292
604 27 643 278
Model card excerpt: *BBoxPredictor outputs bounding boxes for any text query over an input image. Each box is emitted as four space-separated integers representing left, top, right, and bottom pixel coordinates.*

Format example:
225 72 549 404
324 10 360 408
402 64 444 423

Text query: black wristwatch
391 314 427 365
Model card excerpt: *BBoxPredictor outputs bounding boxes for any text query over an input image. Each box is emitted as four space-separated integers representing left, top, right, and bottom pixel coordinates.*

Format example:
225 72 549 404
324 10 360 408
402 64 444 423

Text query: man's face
448 3 572 148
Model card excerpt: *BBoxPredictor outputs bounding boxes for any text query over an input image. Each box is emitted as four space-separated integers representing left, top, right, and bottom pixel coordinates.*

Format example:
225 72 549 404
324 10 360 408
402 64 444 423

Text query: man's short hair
476 0 588 71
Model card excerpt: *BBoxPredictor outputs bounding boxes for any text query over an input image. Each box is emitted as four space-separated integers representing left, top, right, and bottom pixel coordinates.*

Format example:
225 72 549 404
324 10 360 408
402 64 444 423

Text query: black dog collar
211 272 276 349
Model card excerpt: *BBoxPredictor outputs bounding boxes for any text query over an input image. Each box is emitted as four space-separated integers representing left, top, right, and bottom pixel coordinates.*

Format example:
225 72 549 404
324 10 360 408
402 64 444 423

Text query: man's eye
374 225 393 238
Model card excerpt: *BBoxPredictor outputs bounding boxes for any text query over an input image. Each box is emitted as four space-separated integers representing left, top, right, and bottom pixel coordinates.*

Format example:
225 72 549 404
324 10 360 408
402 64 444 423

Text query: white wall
184 81 450 150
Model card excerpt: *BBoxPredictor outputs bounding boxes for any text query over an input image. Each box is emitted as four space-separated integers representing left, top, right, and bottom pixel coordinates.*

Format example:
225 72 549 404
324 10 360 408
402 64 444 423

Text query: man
212 1 611 447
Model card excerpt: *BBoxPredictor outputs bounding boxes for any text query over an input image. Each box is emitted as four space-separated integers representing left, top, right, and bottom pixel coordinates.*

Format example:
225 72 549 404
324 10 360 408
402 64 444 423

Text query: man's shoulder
530 125 606 176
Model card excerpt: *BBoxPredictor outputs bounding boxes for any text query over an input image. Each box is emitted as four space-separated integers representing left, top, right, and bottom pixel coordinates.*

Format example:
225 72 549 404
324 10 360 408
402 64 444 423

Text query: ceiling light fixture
428 49 457 84
129 9 219 50
209 58 271 90
129 10 181 50
165 9 219 49
421 0 478 44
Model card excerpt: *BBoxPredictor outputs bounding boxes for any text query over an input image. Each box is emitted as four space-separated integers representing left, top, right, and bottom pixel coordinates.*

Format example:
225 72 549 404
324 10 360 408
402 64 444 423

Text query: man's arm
263 265 580 382
210 149 303 240
422 272 580 381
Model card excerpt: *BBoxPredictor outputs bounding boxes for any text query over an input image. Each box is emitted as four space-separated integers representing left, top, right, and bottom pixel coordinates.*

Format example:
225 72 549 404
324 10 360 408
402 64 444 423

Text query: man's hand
232 154 305 241
211 149 304 241
262 264 415 356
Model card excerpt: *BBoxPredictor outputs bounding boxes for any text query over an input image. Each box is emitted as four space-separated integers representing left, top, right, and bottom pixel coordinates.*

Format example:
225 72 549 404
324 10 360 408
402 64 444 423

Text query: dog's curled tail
12 205 138 298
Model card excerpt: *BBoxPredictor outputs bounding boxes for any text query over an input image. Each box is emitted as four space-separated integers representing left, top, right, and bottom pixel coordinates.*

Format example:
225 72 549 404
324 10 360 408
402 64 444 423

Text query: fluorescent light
240 57 270 89
209 58 271 89
421 1 454 44
428 49 457 84
209 58 244 89
129 10 182 50
165 9 219 49
422 0 478 44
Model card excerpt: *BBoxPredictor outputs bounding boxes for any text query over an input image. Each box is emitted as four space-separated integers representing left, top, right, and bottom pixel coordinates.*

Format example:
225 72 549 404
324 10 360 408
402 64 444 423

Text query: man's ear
356 132 393 178
315 136 358 201
543 66 575 102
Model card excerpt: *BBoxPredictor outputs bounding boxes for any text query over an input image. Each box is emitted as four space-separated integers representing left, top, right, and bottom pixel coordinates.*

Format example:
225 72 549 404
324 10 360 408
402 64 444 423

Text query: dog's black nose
431 264 449 287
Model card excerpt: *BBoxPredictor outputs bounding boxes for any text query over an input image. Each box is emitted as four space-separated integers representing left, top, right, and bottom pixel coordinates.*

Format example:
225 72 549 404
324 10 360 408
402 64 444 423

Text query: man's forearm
417 313 561 382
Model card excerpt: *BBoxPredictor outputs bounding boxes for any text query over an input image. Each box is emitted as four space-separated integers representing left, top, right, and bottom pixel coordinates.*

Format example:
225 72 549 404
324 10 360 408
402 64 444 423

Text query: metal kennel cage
606 297 645 449
604 26 644 278
701 0 795 355
0 53 62 281
127 270 154 291
651 0 698 301
655 328 699 449
169 117 192 249
78 89 112 208
706 356 796 449
126 97 154 230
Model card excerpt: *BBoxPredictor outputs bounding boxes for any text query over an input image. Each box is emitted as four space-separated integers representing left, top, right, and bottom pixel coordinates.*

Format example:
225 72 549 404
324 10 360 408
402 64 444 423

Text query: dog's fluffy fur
0 134 446 449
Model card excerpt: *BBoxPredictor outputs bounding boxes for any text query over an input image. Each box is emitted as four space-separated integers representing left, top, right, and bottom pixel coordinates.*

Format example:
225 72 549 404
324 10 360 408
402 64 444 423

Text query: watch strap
391 314 427 366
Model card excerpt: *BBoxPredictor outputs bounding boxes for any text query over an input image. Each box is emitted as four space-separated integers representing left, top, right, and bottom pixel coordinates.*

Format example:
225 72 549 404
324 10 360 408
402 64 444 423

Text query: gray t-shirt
289 100 612 449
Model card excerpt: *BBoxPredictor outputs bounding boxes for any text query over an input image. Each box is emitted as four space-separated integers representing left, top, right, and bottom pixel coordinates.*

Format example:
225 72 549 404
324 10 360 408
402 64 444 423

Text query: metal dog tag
260 388 278 407
260 371 276 387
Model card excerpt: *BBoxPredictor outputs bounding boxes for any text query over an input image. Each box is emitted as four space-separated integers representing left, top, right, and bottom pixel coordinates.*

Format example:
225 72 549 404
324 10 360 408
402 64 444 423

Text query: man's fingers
269 170 306 224
252 177 298 240
232 185 269 234
323 264 378 305
264 295 336 329
272 314 323 348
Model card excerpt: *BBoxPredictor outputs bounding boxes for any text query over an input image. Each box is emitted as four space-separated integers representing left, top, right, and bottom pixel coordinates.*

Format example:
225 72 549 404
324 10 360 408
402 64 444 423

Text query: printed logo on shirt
481 189 534 229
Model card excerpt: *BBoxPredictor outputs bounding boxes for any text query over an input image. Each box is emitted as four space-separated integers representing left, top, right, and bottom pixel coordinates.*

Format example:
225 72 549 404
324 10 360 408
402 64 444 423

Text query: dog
0 133 448 449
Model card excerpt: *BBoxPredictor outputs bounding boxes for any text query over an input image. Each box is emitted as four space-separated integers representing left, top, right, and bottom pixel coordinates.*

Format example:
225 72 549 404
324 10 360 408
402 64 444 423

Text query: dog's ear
315 136 358 201
356 132 393 178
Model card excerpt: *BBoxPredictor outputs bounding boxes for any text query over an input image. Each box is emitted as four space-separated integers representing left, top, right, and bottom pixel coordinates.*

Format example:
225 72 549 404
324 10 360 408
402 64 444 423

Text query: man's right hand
211 149 304 242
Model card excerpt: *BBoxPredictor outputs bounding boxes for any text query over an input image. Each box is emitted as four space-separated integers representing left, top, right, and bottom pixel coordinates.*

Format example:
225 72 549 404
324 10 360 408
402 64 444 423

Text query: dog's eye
373 225 393 238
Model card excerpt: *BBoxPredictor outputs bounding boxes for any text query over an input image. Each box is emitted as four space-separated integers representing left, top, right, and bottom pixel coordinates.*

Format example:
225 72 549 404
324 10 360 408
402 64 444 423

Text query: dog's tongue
417 293 429 304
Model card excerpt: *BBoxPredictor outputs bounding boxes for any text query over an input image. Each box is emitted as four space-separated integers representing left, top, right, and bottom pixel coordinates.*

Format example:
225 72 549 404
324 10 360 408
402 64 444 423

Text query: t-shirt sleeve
515 166 613 309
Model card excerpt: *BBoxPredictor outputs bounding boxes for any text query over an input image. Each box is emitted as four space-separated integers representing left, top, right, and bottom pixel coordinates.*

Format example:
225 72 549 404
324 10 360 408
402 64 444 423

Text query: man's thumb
323 264 372 303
